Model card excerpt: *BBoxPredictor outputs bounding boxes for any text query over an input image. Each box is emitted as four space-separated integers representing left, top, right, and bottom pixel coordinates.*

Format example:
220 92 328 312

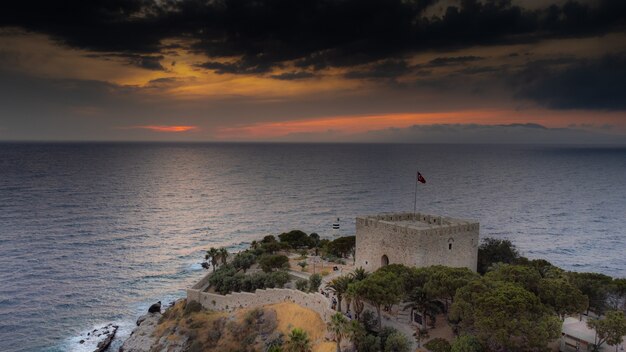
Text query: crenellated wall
356 212 479 272
187 286 335 323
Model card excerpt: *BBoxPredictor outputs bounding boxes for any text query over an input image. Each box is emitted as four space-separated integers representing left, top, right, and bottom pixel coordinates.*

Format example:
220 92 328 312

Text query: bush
184 300 203 316
355 334 380 352
384 331 411 352
295 279 309 292
259 254 290 272
266 271 290 288
424 337 452 352
378 327 399 350
309 274 322 292
360 310 378 332
451 335 483 352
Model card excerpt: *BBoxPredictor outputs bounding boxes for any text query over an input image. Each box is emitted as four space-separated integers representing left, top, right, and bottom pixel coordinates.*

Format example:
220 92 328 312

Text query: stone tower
355 212 479 272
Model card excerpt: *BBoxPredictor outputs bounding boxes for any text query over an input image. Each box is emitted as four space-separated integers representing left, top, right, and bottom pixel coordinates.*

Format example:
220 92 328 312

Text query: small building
355 212 479 272
560 316 626 352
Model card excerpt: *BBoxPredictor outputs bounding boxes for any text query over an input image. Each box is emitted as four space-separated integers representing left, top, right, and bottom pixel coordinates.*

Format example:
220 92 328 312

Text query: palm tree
349 267 369 282
206 247 219 272
345 284 364 320
403 287 441 328
218 247 229 265
326 276 351 313
285 328 312 352
327 312 350 352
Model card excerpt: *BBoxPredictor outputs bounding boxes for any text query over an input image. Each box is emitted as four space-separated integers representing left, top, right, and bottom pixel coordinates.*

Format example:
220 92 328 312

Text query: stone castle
355 212 479 272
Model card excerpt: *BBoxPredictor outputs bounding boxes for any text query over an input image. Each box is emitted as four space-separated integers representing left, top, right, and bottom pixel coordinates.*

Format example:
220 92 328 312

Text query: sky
0 0 625 143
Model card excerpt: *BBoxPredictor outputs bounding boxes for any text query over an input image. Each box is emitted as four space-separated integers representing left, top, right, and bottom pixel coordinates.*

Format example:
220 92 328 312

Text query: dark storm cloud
425 56 484 67
86 53 166 70
2 0 625 72
196 60 275 75
270 71 315 80
516 53 626 110
344 59 411 79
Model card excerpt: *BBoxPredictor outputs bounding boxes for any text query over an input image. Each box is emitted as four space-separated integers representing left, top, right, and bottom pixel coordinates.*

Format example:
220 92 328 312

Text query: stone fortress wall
187 283 334 323
356 212 479 272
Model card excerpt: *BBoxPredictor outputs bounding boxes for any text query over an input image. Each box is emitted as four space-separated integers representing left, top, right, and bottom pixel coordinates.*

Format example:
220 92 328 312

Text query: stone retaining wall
187 286 335 323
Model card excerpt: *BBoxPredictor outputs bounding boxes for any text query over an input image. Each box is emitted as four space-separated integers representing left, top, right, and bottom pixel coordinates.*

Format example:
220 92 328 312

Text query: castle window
449 243 452 250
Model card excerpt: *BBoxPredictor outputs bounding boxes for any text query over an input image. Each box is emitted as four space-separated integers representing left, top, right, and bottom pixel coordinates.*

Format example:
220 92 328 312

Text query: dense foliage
326 236 356 258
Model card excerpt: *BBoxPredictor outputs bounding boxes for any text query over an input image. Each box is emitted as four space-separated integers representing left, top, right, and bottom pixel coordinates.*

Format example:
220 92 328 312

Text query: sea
0 142 624 352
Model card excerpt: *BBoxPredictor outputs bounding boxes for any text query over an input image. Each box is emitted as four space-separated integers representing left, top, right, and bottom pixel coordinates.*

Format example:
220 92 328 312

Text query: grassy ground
151 299 335 351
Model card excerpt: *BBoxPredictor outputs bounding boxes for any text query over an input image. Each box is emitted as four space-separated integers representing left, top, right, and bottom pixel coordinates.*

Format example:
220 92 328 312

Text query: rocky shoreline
75 323 119 352
118 311 162 352
74 300 183 352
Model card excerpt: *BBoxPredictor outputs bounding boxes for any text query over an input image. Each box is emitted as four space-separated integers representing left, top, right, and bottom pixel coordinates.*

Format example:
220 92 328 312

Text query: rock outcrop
118 312 161 352
148 301 161 314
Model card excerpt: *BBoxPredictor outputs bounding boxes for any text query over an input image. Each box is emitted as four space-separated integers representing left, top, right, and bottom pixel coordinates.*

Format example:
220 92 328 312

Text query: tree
587 310 626 352
451 335 483 352
377 264 421 294
424 266 479 312
285 328 312 352
383 331 411 352
350 267 369 282
346 283 364 320
568 272 613 315
483 264 542 294
218 247 229 265
298 261 308 271
309 273 322 292
232 252 256 273
608 278 626 311
424 337 451 352
328 312 350 352
538 277 588 320
477 238 519 274
327 236 356 258
450 280 561 352
279 230 314 248
309 233 320 247
262 235 277 243
403 287 442 328
326 275 352 313
354 271 403 329
205 247 220 272
259 254 290 272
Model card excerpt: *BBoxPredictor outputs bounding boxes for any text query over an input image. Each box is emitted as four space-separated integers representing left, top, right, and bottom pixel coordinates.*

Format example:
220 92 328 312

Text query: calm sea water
0 143 625 352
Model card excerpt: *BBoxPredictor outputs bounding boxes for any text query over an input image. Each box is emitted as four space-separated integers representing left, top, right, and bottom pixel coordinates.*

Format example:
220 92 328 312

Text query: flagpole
413 170 418 220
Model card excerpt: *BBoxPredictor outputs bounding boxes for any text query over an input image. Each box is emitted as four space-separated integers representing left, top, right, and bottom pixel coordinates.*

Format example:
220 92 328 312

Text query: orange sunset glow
132 125 199 133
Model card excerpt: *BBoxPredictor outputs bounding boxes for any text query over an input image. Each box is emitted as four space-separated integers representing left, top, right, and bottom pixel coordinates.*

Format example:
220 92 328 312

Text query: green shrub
295 279 309 292
424 337 452 352
259 254 290 272
184 300 203 316
309 273 322 292
384 331 411 352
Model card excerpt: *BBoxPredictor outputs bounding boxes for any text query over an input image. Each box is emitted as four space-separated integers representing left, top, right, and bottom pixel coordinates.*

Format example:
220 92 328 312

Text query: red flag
417 172 426 184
